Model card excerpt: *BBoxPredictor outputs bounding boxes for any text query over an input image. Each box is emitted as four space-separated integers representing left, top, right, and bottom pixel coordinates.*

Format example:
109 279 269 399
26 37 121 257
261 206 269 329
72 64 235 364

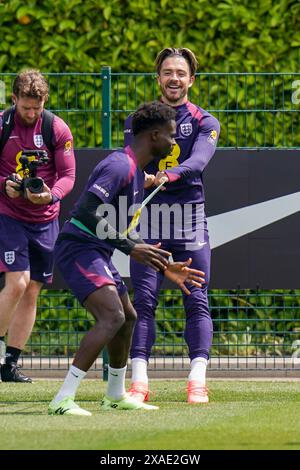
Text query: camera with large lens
8 150 49 197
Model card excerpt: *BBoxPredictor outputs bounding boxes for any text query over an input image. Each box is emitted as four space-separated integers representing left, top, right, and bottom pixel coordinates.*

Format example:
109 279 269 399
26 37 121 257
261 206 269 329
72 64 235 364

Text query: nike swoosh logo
208 191 300 249
134 191 139 196
43 272 53 277
5 114 11 125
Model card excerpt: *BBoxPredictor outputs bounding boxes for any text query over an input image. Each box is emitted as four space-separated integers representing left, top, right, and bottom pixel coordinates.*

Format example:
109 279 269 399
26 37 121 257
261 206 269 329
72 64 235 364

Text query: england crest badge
4 251 15 265
34 134 44 148
180 123 193 137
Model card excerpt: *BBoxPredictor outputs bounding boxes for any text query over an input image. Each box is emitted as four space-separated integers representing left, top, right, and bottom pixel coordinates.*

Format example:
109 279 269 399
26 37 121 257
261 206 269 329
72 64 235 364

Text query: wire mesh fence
0 72 103 147
109 71 300 149
19 289 300 375
1 70 300 148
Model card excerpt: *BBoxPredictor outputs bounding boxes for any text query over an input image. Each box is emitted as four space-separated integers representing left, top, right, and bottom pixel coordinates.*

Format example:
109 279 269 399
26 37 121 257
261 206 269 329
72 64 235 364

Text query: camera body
8 150 49 197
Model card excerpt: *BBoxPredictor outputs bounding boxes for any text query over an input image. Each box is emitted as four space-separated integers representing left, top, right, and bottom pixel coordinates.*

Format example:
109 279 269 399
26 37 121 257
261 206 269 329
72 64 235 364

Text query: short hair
13 69 49 101
132 101 176 136
155 48 198 76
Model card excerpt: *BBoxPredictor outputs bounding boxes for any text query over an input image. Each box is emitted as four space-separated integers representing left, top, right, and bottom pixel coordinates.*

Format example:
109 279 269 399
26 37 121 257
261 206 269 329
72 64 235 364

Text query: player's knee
134 298 157 317
104 307 126 334
124 304 137 323
25 281 42 302
5 274 30 298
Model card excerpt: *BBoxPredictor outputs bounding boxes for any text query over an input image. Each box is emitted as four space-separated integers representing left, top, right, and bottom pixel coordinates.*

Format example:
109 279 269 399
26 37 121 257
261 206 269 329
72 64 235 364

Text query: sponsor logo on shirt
207 129 218 145
34 134 44 148
64 140 72 154
158 143 180 170
124 128 131 134
93 183 109 198
180 123 193 137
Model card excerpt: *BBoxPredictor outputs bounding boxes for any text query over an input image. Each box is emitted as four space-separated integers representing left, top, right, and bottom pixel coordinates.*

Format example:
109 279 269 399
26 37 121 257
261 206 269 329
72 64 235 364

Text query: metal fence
1 70 300 148
1 70 300 375
21 289 300 376
0 72 103 148
106 69 300 149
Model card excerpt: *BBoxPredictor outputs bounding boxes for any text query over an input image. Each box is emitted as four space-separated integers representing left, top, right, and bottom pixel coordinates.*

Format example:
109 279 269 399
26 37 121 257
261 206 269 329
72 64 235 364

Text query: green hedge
1 1 299 148
0 0 300 73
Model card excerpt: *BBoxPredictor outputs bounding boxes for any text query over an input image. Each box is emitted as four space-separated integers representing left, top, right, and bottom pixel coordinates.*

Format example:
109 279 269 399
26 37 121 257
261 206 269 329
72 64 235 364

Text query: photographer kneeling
0 70 76 382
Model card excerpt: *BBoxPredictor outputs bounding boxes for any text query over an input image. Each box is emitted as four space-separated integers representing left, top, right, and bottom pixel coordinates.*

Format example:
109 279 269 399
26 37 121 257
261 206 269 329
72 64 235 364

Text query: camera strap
0 107 15 154
41 109 55 154
0 107 55 154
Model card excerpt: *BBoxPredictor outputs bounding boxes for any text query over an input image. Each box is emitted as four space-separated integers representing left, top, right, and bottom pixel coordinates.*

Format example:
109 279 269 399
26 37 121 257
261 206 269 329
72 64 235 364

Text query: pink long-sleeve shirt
0 110 76 223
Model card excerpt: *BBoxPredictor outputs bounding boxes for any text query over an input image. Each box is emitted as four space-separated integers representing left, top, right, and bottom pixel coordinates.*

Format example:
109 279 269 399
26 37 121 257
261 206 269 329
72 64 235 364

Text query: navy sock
5 346 22 365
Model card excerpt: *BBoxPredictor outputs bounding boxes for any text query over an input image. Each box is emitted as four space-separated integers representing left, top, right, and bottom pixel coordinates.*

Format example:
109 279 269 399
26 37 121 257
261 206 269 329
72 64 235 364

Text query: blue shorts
0 214 59 284
54 237 127 304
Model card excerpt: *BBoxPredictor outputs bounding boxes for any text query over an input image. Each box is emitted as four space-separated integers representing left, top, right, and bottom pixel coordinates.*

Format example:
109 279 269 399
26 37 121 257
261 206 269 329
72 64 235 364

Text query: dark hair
13 69 49 101
155 47 198 76
132 101 176 136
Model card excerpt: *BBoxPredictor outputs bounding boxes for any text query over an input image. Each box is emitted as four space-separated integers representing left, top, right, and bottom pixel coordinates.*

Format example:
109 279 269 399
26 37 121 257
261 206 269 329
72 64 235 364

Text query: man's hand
5 174 22 198
154 171 169 190
144 171 156 189
26 182 53 205
130 242 171 272
164 258 205 295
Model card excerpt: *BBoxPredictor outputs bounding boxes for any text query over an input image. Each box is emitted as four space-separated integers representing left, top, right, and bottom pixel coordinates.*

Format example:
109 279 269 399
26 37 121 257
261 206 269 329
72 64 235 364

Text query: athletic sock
131 358 148 384
188 357 208 384
5 346 22 365
106 365 127 400
54 365 86 403
0 338 6 363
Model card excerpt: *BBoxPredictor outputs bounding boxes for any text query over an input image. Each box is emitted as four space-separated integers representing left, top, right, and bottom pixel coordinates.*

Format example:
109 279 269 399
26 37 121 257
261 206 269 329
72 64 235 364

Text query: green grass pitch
0 379 299 450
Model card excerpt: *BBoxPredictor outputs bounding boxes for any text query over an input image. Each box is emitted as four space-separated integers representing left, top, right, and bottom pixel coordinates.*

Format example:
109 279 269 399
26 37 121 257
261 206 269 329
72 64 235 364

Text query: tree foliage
0 0 299 73
1 0 299 149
